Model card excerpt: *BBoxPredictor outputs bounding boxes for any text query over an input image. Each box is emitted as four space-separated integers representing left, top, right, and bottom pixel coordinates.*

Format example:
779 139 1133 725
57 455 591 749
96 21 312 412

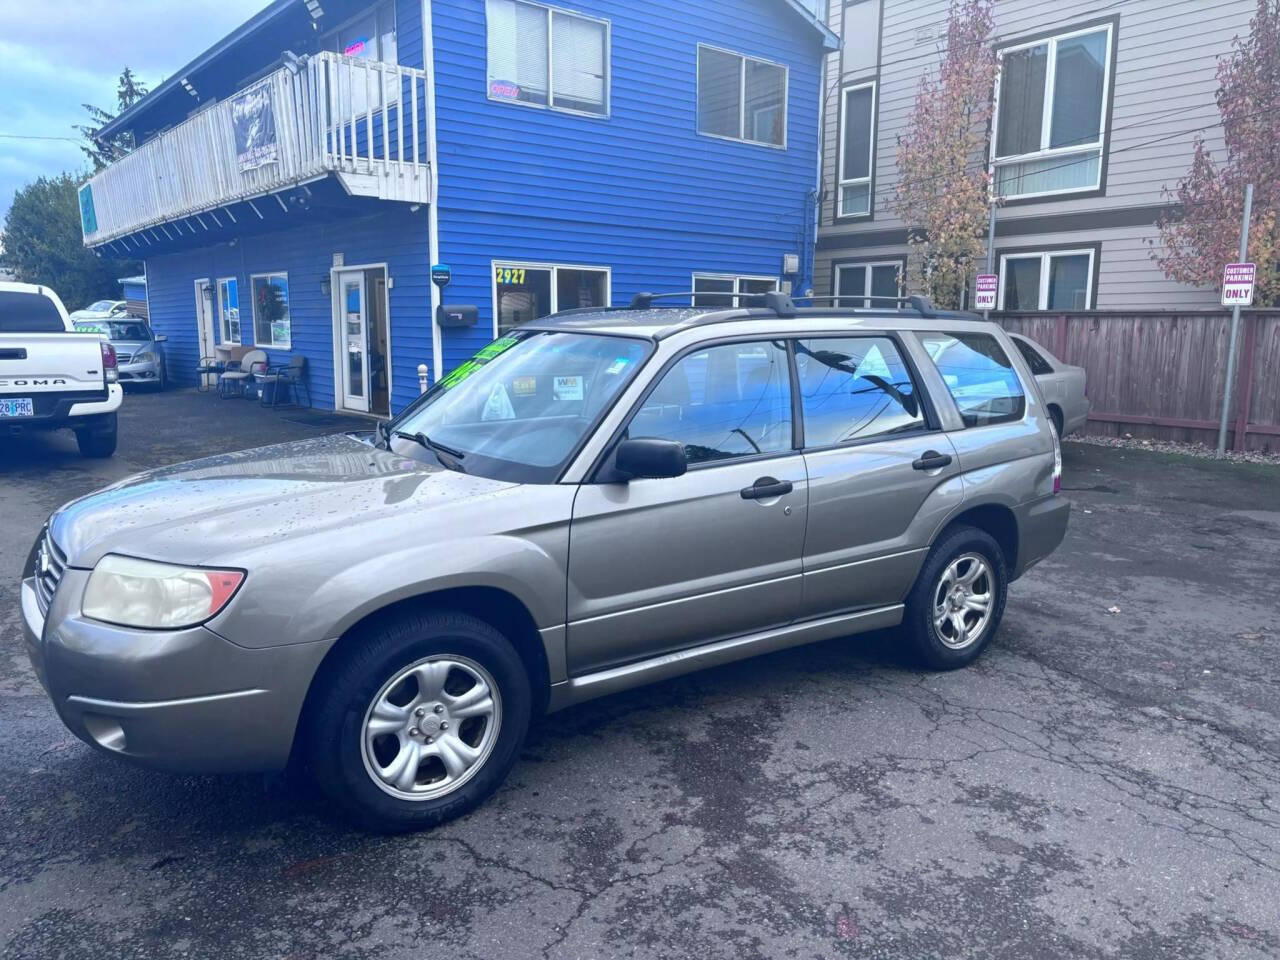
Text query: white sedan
1009 333 1090 436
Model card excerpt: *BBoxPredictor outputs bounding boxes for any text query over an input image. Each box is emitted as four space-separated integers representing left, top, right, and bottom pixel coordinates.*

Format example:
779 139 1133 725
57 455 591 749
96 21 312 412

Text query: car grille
34 532 67 615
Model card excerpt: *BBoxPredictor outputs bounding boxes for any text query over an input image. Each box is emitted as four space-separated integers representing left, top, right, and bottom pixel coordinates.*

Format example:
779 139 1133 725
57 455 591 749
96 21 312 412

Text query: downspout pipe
422 0 444 384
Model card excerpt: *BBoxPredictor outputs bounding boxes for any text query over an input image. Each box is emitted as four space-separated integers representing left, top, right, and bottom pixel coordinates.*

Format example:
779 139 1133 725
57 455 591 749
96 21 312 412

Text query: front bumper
117 359 161 383
21 567 334 774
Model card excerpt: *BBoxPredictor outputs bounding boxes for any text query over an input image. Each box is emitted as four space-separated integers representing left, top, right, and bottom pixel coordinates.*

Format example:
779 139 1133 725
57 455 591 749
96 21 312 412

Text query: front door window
339 271 369 412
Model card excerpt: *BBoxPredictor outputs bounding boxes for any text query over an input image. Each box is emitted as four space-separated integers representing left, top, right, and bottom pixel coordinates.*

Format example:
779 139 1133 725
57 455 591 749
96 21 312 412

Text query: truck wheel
902 525 1008 670
76 413 118 458
304 609 531 833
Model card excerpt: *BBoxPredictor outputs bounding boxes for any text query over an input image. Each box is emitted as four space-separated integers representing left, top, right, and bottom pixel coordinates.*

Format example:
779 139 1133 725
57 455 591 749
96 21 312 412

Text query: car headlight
82 555 245 629
135 350 157 363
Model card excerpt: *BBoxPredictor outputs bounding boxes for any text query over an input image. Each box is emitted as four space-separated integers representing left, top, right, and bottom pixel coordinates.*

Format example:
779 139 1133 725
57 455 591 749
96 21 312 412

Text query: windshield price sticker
605 357 631 375
1221 262 1255 307
553 375 584 401
477 336 519 360
512 376 537 396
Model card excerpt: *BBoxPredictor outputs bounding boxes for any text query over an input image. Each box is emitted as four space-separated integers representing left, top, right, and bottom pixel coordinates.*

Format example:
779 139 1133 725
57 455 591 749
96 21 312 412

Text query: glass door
339 270 370 412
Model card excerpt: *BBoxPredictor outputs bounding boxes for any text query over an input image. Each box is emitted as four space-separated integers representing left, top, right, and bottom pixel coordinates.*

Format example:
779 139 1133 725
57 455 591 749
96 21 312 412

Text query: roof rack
794 294 939 318
628 291 771 309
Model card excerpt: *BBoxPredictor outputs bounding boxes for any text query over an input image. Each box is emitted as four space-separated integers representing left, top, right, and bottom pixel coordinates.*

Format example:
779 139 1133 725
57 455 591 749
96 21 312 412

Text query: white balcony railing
81 51 430 246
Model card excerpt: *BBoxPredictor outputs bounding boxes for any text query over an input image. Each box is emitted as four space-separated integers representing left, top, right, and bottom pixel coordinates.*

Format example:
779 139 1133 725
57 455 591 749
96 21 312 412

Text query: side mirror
154 334 168 343
614 438 687 480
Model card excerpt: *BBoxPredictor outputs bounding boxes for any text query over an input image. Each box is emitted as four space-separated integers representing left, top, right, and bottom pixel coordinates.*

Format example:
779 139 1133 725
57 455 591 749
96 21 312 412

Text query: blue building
81 0 836 416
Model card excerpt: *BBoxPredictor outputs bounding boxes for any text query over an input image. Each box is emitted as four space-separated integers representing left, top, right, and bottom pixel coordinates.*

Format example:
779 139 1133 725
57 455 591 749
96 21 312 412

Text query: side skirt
546 603 903 712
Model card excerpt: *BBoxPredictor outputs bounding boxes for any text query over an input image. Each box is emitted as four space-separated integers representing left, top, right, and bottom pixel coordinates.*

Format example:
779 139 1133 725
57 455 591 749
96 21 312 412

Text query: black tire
304 609 531 833
76 413 118 458
155 364 166 391
902 524 1008 670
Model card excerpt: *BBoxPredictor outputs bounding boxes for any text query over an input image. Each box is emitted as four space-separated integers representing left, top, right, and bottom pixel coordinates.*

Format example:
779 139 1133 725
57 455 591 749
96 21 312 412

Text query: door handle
741 476 793 500
912 450 953 471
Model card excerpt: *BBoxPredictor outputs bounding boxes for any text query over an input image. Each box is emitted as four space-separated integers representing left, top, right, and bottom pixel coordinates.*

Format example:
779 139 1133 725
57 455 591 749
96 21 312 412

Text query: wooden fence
993 309 1280 453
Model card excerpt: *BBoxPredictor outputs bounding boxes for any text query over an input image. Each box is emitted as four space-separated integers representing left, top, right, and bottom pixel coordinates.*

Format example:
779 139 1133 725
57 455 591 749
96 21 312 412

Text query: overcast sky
0 0 272 227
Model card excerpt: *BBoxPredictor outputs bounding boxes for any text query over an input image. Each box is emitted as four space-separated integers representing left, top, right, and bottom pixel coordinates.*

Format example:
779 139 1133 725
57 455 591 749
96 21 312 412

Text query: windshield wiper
393 430 467 470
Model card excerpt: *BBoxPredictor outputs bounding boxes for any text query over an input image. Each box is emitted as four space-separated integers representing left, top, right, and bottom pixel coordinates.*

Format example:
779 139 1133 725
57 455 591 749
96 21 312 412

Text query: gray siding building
815 0 1256 311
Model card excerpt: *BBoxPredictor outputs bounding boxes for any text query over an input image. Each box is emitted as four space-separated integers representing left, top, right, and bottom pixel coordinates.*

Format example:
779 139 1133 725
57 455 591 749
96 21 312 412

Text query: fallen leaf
1107 606 1121 614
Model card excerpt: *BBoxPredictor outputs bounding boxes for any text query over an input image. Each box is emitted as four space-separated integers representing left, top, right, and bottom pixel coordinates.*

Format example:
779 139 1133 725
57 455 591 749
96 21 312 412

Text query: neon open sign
344 37 369 56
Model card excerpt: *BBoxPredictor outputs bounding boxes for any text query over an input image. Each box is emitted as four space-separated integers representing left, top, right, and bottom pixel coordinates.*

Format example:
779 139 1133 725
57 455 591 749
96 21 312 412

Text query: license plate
0 398 34 418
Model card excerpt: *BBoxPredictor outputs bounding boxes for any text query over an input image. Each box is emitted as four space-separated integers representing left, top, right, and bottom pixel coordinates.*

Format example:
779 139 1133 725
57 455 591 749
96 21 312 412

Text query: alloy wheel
360 655 501 800
931 552 994 650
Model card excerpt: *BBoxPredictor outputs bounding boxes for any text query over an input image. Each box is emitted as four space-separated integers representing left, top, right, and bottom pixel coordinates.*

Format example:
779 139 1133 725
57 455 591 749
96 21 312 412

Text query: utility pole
983 197 997 320
1216 182 1253 458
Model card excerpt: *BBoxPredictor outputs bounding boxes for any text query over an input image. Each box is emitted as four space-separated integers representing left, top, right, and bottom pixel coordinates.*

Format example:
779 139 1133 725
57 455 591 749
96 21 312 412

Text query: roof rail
795 294 938 318
628 290 779 309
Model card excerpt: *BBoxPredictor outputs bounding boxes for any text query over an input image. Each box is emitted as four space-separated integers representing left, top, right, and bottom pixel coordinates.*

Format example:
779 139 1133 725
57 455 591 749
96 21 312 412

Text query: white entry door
338 270 370 412
195 280 217 387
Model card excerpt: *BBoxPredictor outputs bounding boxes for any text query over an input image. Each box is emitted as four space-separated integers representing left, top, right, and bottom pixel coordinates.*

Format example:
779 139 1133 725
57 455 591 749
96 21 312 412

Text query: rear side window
1013 337 1053 375
0 291 65 333
922 332 1026 427
795 337 925 446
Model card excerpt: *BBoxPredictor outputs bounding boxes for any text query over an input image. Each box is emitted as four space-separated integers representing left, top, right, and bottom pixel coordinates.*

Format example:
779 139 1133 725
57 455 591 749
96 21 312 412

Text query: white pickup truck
0 282 123 457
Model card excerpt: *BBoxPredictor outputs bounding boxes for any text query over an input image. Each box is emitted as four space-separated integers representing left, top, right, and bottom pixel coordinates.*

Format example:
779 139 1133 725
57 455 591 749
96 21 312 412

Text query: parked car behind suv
73 317 168 389
21 294 1067 831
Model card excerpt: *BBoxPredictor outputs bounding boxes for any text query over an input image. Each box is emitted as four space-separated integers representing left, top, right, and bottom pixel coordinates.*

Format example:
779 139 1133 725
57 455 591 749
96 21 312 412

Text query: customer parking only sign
1221 262 1255 307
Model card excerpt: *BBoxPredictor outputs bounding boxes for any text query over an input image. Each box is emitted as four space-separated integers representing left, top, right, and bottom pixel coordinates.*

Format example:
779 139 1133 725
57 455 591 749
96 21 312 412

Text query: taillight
1051 427 1062 495
101 341 118 383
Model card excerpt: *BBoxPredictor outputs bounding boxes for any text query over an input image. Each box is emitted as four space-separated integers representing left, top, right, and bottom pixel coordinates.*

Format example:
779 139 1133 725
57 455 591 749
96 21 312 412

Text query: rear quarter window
921 332 1026 427
0 291 65 333
1013 337 1054 375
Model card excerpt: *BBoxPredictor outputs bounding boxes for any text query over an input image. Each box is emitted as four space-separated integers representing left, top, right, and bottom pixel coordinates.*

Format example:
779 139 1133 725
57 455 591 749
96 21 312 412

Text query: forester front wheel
306 610 531 832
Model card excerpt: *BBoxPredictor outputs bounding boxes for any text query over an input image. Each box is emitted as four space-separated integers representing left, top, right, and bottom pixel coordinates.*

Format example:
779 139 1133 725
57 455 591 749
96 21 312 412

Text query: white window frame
837 81 876 218
490 260 612 336
484 1 612 118
249 271 293 349
833 260 902 306
696 43 789 149
691 272 780 306
997 248 1095 311
989 22 1114 201
216 276 240 345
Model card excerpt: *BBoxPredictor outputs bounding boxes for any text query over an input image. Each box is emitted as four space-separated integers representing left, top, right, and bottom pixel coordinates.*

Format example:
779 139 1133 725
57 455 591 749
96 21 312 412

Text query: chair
218 349 267 399
256 355 310 409
195 356 222 392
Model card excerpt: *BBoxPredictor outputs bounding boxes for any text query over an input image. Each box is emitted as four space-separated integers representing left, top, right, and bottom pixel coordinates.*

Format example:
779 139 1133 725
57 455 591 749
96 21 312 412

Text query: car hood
50 434 518 568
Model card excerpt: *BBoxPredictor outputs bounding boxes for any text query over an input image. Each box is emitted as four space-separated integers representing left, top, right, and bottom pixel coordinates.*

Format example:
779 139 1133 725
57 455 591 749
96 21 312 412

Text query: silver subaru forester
22 293 1068 832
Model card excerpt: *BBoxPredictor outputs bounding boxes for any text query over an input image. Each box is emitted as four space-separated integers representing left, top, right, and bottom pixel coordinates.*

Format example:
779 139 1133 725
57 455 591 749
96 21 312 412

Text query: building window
992 23 1113 199
697 45 787 147
493 262 610 335
217 277 240 344
838 82 875 216
251 273 292 348
998 249 1094 310
324 1 398 111
486 0 609 117
834 260 901 308
691 273 779 307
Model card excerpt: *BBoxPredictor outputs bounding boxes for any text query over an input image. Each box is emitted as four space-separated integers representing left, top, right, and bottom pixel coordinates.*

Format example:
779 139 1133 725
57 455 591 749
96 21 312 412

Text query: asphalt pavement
2 389 1278 959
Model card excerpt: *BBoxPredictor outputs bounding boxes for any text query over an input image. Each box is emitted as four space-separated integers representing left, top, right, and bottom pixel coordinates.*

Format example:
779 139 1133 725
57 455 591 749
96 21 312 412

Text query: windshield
390 330 652 483
85 300 117 312
75 320 150 340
